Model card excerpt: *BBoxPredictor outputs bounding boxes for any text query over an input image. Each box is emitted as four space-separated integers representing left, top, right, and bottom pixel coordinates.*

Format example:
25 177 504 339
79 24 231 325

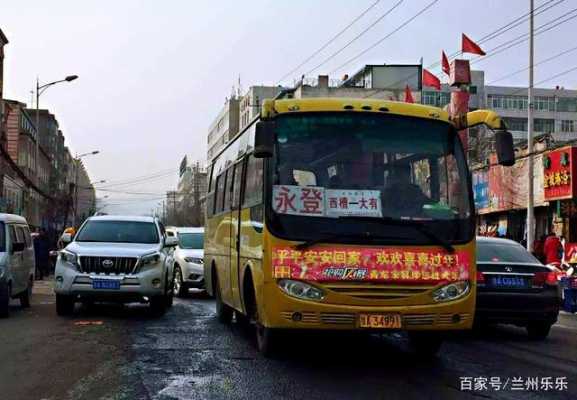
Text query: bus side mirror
254 121 275 158
495 130 515 167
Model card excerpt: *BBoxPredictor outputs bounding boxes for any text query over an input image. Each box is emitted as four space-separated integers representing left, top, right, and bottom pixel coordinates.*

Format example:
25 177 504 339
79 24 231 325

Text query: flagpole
527 0 535 252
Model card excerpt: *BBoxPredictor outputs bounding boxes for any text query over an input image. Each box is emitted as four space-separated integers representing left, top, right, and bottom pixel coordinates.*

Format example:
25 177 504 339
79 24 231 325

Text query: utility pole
527 0 535 252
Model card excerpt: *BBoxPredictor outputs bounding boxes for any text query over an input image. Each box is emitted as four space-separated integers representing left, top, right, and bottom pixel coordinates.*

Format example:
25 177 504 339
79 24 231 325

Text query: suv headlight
278 279 324 301
432 280 470 302
60 249 79 268
184 257 203 264
140 252 162 267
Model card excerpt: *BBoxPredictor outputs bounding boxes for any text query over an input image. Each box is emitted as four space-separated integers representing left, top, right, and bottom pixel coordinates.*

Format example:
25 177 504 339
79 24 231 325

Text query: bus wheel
256 324 278 357
408 332 442 358
214 274 232 324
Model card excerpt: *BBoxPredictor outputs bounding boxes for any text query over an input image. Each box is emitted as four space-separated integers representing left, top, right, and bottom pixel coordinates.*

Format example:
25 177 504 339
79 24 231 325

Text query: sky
2 0 577 215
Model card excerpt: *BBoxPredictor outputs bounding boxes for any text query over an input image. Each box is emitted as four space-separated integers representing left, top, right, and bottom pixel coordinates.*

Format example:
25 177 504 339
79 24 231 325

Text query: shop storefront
543 146 577 242
473 145 549 242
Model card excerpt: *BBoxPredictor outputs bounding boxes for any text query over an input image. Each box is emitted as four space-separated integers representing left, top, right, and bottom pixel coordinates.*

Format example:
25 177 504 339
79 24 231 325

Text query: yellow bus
204 96 513 356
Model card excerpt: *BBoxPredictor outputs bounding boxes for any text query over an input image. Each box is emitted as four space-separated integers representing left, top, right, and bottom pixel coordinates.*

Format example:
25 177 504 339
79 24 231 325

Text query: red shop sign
544 146 577 200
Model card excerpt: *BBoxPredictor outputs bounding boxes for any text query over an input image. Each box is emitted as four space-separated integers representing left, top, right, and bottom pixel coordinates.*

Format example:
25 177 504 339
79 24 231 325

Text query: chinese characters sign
326 189 382 218
272 185 382 218
543 146 577 200
272 246 470 283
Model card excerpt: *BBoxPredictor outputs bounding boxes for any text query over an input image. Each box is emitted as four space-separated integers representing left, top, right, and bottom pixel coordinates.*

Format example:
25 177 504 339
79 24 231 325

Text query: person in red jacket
544 230 563 265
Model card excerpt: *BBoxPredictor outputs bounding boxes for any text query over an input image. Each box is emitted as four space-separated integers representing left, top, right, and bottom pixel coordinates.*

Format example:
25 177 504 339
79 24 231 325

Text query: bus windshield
269 112 473 243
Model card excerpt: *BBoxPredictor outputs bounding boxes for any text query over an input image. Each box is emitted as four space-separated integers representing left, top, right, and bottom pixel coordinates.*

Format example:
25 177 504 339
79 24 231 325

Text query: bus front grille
280 311 319 324
403 314 436 326
322 282 435 300
436 313 471 325
320 313 356 325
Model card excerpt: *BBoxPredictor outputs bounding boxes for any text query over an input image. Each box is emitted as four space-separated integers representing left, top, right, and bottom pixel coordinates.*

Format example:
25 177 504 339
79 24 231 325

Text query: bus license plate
359 314 401 329
92 279 121 290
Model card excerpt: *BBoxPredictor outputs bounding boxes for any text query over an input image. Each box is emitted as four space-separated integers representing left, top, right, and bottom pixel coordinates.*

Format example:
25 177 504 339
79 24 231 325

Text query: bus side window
206 164 216 218
243 155 263 208
231 160 245 209
214 172 226 214
223 166 235 212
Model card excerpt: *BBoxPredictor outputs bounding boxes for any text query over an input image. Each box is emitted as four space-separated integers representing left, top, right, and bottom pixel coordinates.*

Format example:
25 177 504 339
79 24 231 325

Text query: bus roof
263 97 450 124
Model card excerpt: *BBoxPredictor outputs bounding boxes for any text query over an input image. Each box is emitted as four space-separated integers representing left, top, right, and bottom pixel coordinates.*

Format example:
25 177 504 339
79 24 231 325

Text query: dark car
475 236 561 340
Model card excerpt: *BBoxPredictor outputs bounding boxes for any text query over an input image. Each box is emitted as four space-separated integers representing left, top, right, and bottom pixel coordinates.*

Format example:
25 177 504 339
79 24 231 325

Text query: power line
328 0 440 75
304 0 404 77
97 167 177 187
470 7 577 66
505 64 577 97
488 43 577 84
429 0 563 71
364 3 577 98
275 0 381 84
97 170 178 189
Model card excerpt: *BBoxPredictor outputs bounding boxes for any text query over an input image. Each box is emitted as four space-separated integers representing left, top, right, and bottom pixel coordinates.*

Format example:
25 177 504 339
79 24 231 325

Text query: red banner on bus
272 246 470 283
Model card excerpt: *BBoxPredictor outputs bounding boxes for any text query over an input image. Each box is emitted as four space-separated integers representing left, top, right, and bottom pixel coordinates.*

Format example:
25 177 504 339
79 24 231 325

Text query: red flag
441 51 450 75
462 33 486 56
422 68 441 90
404 85 414 103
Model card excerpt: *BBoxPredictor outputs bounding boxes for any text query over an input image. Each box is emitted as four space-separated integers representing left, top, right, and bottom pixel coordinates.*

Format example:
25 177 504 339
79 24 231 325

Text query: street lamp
73 150 100 226
35 74 78 228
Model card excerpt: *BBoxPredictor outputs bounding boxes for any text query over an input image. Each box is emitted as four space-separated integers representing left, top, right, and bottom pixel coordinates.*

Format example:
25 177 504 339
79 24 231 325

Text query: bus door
228 159 245 310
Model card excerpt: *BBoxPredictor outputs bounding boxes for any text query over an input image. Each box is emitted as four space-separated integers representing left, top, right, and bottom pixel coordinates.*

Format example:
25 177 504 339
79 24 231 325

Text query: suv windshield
268 112 473 244
75 221 159 244
477 240 541 264
178 232 204 249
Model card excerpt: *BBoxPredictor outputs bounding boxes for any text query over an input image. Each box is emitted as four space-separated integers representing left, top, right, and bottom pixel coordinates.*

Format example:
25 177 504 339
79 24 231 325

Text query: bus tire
256 324 278 358
214 272 232 324
408 331 442 358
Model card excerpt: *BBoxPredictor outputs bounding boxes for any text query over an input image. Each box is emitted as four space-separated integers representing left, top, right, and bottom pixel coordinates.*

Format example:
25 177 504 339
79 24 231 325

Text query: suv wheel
149 295 168 316
20 278 32 308
174 266 187 298
56 294 75 316
0 282 10 318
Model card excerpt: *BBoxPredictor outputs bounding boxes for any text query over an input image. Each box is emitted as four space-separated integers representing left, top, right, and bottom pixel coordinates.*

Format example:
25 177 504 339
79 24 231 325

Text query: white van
0 214 36 317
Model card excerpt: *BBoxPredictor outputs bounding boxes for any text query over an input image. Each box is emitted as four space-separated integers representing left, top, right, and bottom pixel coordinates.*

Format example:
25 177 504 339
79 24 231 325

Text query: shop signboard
474 151 546 214
543 146 577 201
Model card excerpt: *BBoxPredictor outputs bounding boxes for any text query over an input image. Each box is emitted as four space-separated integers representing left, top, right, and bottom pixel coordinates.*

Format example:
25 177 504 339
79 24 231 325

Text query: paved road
1 284 576 400
127 293 577 400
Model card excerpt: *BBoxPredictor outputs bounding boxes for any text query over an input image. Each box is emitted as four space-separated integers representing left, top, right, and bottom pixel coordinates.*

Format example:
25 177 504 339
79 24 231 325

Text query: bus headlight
432 280 470 302
278 279 324 301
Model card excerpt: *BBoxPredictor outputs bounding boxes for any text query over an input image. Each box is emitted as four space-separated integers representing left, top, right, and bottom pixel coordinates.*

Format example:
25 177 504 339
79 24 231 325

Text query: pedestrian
33 228 50 280
534 234 546 263
544 229 563 266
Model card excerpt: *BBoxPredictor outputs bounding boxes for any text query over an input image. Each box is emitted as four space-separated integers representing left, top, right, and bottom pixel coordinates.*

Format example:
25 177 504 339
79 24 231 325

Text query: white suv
54 215 177 316
168 227 204 296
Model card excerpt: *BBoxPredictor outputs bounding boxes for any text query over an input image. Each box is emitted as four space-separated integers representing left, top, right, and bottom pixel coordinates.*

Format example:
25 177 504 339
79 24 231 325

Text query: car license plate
359 314 401 329
92 279 121 290
490 275 526 288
